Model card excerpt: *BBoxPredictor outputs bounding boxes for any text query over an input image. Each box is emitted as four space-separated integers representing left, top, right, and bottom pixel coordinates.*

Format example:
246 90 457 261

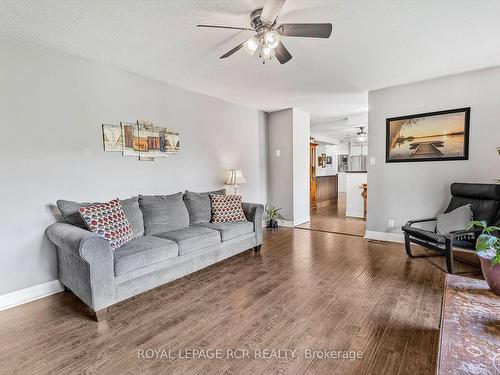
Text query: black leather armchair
402 183 500 274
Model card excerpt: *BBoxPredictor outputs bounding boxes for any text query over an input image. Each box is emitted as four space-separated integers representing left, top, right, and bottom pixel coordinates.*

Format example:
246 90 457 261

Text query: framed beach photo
386 107 470 163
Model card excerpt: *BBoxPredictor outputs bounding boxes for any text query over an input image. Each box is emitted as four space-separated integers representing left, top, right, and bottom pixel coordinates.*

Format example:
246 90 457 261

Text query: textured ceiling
1 0 500 125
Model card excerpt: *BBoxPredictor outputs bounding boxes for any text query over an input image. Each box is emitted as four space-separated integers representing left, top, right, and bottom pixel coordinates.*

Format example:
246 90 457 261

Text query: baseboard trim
0 280 63 312
346 211 364 219
365 230 404 243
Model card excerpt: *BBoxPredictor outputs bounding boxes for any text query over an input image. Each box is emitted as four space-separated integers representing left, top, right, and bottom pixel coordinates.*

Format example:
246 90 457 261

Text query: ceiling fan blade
197 24 254 31
274 42 292 64
261 0 286 25
279 23 333 38
220 41 246 59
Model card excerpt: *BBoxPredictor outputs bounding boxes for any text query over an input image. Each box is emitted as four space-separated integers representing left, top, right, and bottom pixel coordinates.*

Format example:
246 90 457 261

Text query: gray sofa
46 190 264 321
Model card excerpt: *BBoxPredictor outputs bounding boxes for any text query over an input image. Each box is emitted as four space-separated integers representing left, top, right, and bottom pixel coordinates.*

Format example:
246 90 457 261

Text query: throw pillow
57 197 144 238
79 199 133 250
436 204 473 237
184 189 226 224
209 194 246 223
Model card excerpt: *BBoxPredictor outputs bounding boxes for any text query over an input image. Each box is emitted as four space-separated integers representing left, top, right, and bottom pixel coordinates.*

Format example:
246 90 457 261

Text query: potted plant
467 220 500 296
265 205 285 228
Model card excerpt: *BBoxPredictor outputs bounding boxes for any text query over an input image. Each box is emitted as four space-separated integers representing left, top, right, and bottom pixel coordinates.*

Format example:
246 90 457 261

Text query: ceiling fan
196 0 333 64
345 127 368 141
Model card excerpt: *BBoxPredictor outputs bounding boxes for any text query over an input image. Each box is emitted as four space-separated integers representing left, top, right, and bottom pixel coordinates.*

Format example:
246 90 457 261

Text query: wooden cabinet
316 175 338 203
310 143 318 208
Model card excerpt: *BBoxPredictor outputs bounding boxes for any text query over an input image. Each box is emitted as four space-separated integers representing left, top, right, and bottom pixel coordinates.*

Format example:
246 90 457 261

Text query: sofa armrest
46 223 115 310
46 222 110 262
242 203 264 245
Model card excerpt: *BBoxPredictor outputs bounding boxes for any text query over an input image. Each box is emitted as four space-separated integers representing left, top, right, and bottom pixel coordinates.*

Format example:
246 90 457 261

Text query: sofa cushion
184 189 226 224
79 199 133 251
209 194 247 223
155 226 221 256
139 192 189 235
114 236 179 276
57 197 145 238
195 221 254 242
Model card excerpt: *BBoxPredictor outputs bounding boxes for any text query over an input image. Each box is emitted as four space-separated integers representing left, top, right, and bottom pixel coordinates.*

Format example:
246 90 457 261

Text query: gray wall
267 108 310 224
268 109 294 220
367 66 500 234
0 37 268 295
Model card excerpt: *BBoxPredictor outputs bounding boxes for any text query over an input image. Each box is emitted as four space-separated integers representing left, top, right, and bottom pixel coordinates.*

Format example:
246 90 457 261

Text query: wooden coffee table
438 274 500 374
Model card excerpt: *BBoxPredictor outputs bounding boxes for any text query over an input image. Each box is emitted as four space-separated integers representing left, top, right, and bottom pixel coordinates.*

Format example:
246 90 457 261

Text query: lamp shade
225 169 247 185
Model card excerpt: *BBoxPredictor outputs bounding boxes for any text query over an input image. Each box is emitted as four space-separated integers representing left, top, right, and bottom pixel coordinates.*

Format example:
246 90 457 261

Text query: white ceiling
1 0 500 127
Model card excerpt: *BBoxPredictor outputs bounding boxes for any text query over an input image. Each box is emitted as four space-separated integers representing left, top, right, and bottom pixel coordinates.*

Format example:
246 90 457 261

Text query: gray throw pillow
184 189 226 224
56 197 145 238
139 192 189 235
436 204 473 236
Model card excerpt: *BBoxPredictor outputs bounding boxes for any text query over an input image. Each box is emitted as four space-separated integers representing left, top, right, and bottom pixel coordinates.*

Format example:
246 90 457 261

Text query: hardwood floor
0 228 458 375
298 193 366 237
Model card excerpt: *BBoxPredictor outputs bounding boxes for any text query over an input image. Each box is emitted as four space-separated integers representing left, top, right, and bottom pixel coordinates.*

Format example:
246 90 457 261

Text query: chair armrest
446 229 481 240
405 217 437 227
242 202 264 245
46 222 111 263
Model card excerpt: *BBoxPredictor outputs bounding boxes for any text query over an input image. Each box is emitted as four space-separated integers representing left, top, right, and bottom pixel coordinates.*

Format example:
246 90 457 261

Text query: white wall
367 66 500 235
345 173 367 218
316 145 336 176
0 37 268 295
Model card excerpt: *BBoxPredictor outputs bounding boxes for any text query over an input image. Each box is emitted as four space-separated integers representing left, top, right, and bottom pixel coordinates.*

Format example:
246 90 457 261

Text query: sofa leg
92 308 108 322
404 233 413 257
254 245 262 252
445 239 454 274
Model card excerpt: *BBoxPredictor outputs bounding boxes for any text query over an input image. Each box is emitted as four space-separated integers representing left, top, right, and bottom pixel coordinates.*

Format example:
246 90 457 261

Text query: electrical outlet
388 219 395 227
276 149 281 157
370 156 376 165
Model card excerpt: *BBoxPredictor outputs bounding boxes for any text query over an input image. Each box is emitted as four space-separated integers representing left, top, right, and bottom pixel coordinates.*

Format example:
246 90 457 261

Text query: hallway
297 193 366 237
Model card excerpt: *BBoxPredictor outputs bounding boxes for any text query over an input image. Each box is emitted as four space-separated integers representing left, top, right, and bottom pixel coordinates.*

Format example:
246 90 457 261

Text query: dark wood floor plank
0 227 450 375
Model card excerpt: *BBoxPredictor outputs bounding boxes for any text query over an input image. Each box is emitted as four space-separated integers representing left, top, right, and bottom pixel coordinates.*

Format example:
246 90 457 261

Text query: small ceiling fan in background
197 0 333 64
344 127 368 141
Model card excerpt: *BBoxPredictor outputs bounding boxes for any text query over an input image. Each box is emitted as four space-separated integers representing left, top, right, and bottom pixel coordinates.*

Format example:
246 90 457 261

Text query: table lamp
225 169 247 195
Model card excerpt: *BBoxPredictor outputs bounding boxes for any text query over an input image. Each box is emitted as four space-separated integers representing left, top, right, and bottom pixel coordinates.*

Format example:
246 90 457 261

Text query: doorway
298 142 367 237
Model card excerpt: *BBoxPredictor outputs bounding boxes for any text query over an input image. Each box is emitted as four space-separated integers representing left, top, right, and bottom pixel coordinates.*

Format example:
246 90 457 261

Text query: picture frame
386 107 470 163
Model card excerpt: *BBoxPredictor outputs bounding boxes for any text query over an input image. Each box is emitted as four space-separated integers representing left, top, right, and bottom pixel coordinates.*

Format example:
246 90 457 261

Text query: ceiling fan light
243 37 259 55
262 46 273 60
263 30 280 49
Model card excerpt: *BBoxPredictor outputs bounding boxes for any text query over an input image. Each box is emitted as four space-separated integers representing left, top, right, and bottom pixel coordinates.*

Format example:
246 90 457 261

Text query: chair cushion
402 225 446 244
446 183 500 224
184 189 226 225
139 192 189 235
195 221 254 242
155 226 221 256
114 236 179 276
57 197 145 238
436 204 473 236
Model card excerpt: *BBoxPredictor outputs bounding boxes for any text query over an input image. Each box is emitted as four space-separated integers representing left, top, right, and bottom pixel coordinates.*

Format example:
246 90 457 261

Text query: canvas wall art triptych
102 121 180 161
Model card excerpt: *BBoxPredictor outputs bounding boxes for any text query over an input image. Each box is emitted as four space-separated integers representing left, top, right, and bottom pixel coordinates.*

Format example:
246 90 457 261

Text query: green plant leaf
467 220 487 230
491 254 500 267
484 226 500 234
476 233 498 252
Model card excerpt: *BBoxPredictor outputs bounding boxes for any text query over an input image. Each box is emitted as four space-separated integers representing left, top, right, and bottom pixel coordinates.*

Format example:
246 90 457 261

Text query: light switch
276 149 281 157
369 156 376 165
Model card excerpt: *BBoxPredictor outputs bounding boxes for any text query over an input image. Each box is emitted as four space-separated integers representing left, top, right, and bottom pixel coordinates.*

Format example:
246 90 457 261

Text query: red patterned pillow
209 194 247 223
79 199 133 250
